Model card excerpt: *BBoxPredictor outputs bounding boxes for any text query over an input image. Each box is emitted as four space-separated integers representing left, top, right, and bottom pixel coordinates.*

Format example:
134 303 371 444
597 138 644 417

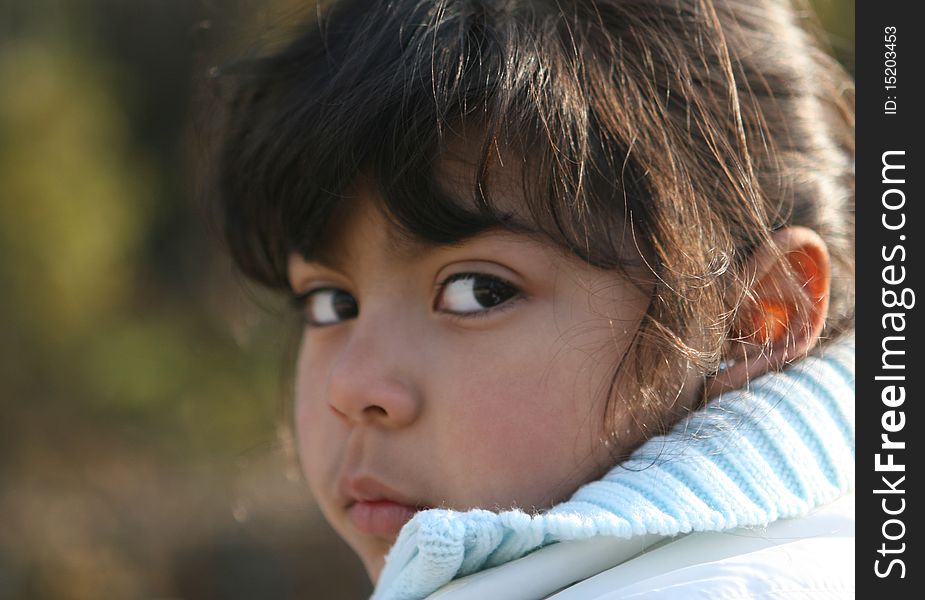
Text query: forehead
304 189 428 271
288 122 646 282
302 133 539 268
434 124 533 215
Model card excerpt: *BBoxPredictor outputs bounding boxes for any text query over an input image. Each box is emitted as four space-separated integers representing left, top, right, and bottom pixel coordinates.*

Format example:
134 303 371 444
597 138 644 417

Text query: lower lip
348 500 420 537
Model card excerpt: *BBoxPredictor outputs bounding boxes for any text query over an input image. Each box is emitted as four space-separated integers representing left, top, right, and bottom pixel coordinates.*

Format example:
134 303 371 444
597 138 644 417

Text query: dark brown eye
299 288 358 326
438 273 519 315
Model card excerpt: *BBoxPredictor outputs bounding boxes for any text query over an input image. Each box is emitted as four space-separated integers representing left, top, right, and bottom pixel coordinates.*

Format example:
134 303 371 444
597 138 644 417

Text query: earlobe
705 226 831 398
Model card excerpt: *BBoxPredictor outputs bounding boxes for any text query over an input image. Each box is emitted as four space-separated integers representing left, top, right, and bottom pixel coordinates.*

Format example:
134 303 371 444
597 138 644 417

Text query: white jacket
426 492 855 599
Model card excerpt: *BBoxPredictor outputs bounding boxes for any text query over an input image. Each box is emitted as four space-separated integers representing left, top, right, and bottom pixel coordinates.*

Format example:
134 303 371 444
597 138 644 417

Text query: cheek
292 345 342 494
432 324 615 508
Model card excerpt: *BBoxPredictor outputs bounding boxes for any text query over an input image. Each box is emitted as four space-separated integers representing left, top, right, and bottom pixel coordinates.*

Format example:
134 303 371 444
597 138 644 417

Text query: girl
210 0 855 597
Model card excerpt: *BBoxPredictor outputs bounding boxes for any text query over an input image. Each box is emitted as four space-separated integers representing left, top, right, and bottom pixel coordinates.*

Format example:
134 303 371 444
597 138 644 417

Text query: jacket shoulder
550 493 855 600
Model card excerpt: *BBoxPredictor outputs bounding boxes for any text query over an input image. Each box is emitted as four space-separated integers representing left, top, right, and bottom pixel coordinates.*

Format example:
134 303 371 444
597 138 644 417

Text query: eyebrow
304 217 539 273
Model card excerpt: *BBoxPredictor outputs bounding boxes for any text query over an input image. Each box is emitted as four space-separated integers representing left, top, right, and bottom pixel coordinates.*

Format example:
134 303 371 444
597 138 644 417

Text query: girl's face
287 185 653 580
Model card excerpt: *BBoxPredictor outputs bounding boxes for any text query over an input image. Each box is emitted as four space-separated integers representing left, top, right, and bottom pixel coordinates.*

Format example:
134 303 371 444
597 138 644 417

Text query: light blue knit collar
372 336 855 600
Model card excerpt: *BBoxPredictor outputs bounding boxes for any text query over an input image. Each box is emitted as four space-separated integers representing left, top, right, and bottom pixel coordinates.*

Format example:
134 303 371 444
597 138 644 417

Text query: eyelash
434 272 523 321
290 272 523 327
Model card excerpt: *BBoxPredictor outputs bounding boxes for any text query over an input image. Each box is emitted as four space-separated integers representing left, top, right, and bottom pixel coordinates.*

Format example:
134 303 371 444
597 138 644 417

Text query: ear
704 226 830 398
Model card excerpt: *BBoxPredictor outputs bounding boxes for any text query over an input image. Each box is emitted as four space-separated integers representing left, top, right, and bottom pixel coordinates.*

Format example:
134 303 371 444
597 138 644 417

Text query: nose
326 319 423 428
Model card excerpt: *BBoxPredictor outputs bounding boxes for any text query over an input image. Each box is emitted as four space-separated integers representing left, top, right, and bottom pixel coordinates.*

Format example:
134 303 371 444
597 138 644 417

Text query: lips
348 500 420 537
341 475 429 538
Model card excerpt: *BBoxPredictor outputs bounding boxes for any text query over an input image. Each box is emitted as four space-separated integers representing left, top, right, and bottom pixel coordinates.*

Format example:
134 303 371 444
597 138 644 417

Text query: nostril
328 402 390 423
364 405 388 418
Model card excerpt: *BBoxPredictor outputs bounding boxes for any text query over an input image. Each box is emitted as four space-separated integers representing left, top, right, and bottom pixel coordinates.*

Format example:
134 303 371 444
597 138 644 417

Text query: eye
436 273 521 316
294 287 358 326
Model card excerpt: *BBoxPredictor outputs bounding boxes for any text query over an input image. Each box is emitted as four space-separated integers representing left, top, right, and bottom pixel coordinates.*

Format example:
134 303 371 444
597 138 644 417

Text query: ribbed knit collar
372 336 855 600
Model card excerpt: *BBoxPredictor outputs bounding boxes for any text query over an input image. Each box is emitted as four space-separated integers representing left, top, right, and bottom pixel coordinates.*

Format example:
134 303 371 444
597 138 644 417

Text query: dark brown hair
209 0 854 439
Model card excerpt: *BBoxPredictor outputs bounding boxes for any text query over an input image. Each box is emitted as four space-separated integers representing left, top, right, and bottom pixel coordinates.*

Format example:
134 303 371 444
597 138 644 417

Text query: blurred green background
0 1 852 598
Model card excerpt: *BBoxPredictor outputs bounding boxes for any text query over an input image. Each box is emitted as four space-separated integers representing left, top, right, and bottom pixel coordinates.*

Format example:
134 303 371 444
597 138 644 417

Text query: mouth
347 500 424 537
342 476 431 538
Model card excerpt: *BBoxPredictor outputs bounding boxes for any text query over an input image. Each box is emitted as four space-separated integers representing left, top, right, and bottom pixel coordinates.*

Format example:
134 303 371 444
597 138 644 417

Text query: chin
350 534 391 584
361 550 386 583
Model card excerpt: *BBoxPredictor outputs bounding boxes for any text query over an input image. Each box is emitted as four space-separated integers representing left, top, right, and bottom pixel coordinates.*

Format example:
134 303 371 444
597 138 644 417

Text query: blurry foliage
1 1 371 598
1 40 148 348
0 0 852 598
